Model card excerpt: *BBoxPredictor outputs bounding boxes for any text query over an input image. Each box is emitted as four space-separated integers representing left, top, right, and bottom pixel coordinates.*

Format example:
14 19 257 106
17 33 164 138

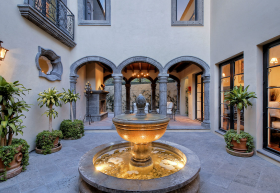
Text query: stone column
202 75 210 129
112 74 123 116
176 82 180 114
125 83 131 114
158 74 169 116
70 76 78 120
150 83 157 114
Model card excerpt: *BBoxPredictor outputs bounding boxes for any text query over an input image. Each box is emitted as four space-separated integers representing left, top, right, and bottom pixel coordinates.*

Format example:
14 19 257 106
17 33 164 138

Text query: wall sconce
188 86 191 94
270 58 278 66
0 41 9 61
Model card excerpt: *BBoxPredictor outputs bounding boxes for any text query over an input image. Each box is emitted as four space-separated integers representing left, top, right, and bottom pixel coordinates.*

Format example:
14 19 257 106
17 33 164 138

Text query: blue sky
177 0 190 20
100 0 105 11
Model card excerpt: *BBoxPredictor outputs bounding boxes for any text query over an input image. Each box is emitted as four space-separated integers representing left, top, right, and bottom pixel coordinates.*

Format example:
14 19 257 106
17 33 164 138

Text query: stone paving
1 131 280 193
85 113 204 130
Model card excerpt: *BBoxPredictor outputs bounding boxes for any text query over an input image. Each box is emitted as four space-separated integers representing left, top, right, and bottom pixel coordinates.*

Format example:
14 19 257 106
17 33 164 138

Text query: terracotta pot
0 145 22 172
53 136 59 147
231 138 247 152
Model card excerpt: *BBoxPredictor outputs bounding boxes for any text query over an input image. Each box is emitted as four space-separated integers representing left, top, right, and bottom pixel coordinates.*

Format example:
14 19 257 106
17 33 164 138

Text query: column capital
202 75 210 83
158 74 169 83
112 74 123 78
70 76 78 83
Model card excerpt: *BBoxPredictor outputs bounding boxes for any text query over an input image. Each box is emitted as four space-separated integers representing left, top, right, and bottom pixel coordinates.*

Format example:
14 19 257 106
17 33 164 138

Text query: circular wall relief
36 46 63 81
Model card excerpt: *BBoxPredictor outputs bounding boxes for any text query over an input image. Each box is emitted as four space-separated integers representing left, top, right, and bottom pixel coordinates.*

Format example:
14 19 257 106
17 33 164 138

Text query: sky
100 0 105 12
177 0 191 20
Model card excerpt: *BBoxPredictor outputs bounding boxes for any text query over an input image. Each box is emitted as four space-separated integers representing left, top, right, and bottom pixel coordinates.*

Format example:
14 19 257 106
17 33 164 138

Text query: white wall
210 0 280 152
0 0 72 150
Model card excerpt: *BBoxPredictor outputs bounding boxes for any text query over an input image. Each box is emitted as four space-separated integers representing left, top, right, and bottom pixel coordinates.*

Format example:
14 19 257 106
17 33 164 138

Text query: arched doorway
70 56 117 121
164 56 210 129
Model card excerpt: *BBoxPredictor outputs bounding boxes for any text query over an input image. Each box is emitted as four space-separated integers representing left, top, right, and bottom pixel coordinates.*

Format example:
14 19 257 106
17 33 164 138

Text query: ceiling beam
154 68 157 73
147 64 150 73
124 66 127 73
139 62 142 72
176 63 192 73
168 62 181 73
98 62 112 73
130 64 134 73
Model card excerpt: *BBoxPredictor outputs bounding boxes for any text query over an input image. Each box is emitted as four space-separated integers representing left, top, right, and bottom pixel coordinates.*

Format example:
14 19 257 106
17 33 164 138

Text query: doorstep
257 149 280 166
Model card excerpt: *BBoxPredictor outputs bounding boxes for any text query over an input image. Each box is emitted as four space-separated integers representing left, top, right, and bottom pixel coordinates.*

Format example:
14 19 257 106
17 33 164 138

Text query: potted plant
224 85 257 156
0 76 31 180
36 88 63 153
60 89 84 139
35 130 63 155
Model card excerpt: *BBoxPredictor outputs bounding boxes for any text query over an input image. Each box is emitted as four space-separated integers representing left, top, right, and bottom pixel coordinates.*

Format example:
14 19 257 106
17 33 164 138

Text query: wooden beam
169 62 181 73
139 62 142 72
98 62 112 73
124 66 127 73
176 63 192 73
147 64 150 73
154 68 157 73
130 64 134 73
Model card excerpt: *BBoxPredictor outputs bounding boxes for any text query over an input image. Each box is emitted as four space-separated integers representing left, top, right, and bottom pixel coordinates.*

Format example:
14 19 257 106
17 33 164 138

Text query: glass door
195 73 204 121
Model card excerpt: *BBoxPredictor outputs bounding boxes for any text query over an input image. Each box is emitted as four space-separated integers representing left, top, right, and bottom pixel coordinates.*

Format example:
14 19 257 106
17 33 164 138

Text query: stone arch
164 56 210 129
103 74 112 83
163 56 210 76
116 56 164 74
70 56 117 78
168 74 180 84
69 56 117 120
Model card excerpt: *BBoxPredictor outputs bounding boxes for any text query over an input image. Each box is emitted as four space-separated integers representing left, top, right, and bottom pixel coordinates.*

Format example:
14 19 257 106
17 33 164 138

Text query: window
219 56 244 131
78 0 111 26
36 46 63 81
171 0 203 26
263 40 280 155
195 73 204 121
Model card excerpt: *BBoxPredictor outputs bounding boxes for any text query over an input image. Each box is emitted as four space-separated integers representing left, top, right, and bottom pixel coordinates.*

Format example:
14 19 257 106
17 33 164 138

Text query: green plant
60 120 84 139
106 94 114 112
0 76 31 146
224 85 257 134
224 130 254 152
36 130 63 155
37 88 63 132
62 89 80 122
0 138 29 181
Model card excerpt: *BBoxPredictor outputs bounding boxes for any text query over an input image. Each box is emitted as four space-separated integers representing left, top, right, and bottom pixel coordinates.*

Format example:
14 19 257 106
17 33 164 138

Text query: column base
201 121 210 129
125 110 131 114
150 110 157 114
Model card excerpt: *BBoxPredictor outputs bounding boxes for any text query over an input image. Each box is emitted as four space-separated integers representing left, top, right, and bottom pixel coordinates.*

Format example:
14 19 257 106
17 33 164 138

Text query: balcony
18 0 76 48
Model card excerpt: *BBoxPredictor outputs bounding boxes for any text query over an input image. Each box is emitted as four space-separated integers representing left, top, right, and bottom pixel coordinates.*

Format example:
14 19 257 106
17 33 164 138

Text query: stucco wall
210 0 280 153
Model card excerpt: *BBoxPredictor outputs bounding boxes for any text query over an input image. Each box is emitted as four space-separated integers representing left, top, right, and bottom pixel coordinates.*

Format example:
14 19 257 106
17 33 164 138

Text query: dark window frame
263 39 280 156
195 72 204 121
219 55 244 132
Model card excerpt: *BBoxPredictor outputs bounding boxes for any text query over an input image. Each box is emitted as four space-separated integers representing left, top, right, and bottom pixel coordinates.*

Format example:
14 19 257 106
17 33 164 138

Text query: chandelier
132 72 149 78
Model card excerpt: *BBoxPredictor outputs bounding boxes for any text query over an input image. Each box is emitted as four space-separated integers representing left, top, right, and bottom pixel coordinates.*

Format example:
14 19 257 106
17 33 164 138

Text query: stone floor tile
209 174 232 188
24 185 50 193
41 170 66 184
46 175 79 192
19 178 45 192
233 175 258 188
237 168 260 180
0 184 20 193
227 181 261 193
15 170 41 183
199 182 227 193
0 174 18 190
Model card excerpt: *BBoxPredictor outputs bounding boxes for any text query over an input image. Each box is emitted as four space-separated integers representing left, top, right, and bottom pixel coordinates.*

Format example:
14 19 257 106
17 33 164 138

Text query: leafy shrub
60 120 84 139
224 130 254 152
36 130 63 155
0 138 29 181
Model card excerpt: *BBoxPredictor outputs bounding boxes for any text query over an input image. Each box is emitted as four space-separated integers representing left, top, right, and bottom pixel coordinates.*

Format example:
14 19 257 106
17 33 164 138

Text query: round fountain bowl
78 140 201 193
112 114 170 143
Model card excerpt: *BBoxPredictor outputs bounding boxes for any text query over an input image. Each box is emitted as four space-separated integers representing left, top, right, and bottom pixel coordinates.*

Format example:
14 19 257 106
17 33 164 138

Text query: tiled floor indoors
84 113 204 130
1 132 280 193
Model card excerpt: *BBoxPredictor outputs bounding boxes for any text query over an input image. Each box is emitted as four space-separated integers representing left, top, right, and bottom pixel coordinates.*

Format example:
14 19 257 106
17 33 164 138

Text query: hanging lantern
0 41 9 61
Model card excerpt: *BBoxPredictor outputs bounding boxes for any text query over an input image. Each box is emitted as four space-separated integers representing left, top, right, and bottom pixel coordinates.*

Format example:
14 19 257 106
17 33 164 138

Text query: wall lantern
188 86 191 94
0 41 9 61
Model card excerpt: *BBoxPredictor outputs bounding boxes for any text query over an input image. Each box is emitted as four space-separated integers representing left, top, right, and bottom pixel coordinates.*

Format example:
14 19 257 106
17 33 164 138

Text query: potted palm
0 76 31 180
224 85 257 156
36 88 63 154
60 89 84 140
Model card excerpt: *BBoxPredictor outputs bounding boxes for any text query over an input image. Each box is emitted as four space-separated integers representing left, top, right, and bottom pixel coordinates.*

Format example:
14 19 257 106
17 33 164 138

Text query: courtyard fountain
78 94 201 192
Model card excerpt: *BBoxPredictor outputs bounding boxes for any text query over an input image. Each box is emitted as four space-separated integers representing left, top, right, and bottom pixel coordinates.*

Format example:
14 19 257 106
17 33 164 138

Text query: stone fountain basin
78 140 201 193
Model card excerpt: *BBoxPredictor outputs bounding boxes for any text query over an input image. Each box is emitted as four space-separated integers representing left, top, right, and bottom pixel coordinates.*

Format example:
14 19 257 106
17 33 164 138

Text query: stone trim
70 56 117 78
164 56 210 76
171 0 204 26
78 0 111 26
117 56 164 74
257 149 280 163
36 46 63 81
18 4 76 48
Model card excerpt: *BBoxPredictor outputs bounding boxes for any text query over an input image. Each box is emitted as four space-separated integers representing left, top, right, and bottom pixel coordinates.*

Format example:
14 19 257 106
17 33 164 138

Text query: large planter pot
35 143 62 154
53 136 59 147
0 145 23 179
231 138 247 152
